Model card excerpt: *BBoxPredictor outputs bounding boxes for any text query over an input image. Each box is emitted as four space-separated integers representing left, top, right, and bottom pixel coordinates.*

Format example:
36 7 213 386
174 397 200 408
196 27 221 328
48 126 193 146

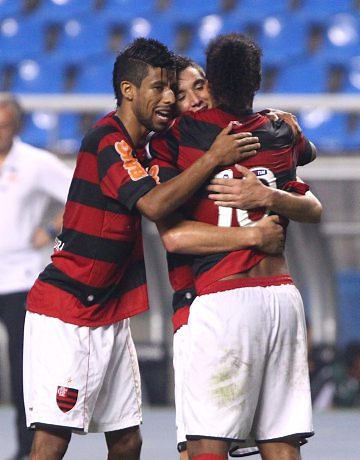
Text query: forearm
157 216 259 254
32 210 64 249
266 188 322 223
139 127 259 221
137 151 219 221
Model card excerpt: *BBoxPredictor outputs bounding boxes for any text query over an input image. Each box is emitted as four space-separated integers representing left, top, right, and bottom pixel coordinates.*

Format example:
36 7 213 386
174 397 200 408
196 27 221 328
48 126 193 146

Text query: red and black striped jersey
149 107 314 294
27 112 157 326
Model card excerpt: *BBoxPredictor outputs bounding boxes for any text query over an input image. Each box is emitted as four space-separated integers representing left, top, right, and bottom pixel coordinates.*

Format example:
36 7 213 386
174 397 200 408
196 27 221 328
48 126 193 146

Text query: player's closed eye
195 82 205 91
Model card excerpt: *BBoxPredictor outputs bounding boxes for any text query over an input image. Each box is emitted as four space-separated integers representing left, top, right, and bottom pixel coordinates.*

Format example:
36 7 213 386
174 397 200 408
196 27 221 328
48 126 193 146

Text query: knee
30 427 71 459
107 427 142 459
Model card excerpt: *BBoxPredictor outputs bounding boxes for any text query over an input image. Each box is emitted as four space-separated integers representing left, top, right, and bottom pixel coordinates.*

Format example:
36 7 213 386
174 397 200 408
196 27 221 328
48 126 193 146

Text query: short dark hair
205 33 262 114
113 37 175 106
174 54 206 79
172 54 206 97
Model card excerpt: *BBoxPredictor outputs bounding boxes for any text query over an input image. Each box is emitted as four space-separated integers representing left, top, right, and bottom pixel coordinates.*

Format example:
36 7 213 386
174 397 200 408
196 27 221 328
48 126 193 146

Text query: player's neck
115 106 148 147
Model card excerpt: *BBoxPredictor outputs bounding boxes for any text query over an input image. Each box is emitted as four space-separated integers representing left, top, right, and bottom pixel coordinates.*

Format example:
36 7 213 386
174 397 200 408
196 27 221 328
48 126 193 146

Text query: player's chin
152 117 172 132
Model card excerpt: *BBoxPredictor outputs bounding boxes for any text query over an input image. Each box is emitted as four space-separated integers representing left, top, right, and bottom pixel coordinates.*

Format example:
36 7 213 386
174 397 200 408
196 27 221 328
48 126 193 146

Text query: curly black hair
205 33 262 115
113 37 175 106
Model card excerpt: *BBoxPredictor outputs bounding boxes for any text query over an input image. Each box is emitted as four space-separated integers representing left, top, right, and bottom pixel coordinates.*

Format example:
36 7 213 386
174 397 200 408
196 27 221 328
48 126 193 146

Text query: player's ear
120 81 135 101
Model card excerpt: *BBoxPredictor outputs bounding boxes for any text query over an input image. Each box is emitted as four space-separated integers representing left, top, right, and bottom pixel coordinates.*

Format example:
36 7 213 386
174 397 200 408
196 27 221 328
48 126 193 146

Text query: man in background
0 93 72 460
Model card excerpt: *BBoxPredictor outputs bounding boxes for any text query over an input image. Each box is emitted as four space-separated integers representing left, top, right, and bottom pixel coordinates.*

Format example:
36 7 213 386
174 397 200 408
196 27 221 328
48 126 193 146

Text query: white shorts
183 284 313 449
24 312 142 433
173 324 189 450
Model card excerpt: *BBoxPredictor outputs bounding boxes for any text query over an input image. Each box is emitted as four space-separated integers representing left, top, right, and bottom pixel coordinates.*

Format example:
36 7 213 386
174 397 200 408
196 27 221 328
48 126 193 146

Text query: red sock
192 454 227 460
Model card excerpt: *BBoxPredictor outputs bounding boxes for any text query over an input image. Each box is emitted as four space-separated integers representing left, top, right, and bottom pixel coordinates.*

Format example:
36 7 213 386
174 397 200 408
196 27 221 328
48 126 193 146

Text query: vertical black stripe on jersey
149 129 183 182
150 128 181 163
178 114 222 151
297 138 315 166
252 119 293 150
80 124 115 155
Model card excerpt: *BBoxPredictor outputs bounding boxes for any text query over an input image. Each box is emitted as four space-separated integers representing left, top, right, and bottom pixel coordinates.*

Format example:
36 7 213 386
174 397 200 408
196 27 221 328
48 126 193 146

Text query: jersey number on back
215 167 277 227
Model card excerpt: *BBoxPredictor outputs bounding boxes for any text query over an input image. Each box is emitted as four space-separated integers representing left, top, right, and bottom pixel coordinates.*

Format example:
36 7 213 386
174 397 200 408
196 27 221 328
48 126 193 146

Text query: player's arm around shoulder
137 123 260 222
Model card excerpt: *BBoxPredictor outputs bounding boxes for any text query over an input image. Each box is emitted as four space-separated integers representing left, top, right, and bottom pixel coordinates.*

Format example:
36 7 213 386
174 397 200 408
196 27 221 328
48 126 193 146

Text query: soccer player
160 55 322 460
23 37 261 460
149 34 320 460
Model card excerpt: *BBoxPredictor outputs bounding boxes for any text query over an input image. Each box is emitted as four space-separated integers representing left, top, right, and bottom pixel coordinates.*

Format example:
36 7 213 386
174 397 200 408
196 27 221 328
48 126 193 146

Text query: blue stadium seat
343 57 360 93
337 270 360 346
127 15 156 42
0 0 20 19
196 14 226 48
272 58 330 93
12 59 66 93
100 0 155 20
20 111 58 149
295 0 354 21
165 0 218 21
30 0 95 22
298 110 347 153
320 13 360 64
142 15 195 55
0 61 16 92
230 0 290 22
55 15 109 64
73 60 114 93
257 14 309 66
0 16 45 63
55 113 84 153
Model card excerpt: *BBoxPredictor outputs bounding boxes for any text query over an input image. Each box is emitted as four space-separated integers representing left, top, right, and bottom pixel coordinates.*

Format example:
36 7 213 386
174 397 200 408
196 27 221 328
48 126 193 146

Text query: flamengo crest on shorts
56 386 78 413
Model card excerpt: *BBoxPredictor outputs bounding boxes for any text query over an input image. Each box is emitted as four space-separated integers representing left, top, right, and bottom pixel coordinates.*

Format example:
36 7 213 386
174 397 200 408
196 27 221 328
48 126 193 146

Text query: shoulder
81 114 128 153
15 138 58 163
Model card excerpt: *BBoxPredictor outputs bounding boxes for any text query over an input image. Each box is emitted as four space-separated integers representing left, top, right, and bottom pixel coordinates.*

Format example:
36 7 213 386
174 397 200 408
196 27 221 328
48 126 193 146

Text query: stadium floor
0 405 359 459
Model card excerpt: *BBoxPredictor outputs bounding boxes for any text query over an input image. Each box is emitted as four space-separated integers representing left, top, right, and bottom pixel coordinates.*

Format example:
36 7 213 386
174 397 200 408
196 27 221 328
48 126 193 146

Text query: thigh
24 312 110 432
173 325 189 450
90 319 142 433
184 288 270 442
258 437 301 460
254 285 313 442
